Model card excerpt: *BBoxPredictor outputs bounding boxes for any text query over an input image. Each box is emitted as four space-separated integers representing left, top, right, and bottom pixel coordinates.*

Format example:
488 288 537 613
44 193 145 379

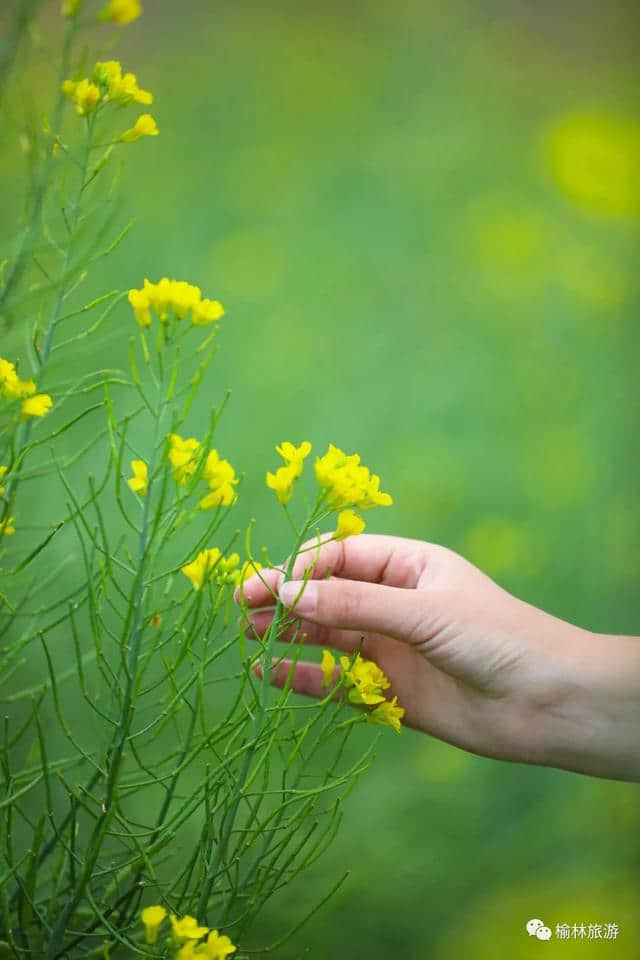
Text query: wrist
538 626 640 781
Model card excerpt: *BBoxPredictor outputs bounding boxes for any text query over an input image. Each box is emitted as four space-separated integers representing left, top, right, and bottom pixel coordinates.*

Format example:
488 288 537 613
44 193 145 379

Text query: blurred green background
2 0 640 956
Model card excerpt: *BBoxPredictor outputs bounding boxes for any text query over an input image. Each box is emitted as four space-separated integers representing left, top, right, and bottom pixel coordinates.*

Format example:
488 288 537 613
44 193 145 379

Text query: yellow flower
334 508 365 540
181 549 240 590
21 394 53 419
170 914 209 942
237 558 263 586
0 517 16 537
0 357 35 399
214 553 241 586
177 944 198 960
198 930 237 959
127 459 148 496
121 113 158 142
265 463 297 505
128 279 224 329
99 0 142 24
0 466 7 498
199 485 237 509
199 449 238 508
321 649 336 688
0 357 16 391
93 60 153 105
128 288 152 327
314 444 392 510
144 277 173 319
275 440 312 478
340 654 390 706
171 280 202 319
367 696 405 733
12 378 36 398
93 60 121 87
71 78 101 116
168 434 202 484
203 450 237 488
192 298 224 326
140 905 167 944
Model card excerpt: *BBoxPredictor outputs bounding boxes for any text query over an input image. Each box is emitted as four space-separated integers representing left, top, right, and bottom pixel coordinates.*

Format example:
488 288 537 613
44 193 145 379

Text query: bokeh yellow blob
462 516 545 579
559 241 632 308
545 111 640 221
521 427 593 509
210 227 285 300
434 880 639 959
458 197 550 301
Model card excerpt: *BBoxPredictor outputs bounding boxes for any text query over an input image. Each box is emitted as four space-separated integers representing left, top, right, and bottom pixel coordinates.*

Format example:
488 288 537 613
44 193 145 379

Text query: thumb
278 578 427 645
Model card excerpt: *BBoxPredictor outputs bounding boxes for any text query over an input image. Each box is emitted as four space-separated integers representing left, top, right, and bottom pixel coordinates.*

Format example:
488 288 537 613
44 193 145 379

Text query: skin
236 534 640 782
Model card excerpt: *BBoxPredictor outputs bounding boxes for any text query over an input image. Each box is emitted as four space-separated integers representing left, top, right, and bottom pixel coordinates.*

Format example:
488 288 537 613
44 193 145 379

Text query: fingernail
279 579 317 615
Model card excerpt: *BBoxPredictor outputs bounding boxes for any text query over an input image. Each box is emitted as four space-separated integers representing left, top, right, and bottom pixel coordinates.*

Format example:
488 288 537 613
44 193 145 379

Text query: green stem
0 13 77 322
195 518 311 920
43 385 166 960
1 119 93 525
0 0 43 99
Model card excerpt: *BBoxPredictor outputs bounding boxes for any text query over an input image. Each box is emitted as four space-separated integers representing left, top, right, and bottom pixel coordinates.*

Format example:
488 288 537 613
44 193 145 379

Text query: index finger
237 534 432 608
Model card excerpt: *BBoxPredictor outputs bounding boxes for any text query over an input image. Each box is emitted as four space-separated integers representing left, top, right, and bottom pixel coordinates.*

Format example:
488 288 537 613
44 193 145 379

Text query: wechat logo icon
527 919 553 941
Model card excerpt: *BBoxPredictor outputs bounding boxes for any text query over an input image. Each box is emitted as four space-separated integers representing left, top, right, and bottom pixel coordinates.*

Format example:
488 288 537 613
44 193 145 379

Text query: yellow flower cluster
167 435 238 507
265 441 390 541
200 450 238 508
128 278 224 329
168 434 202 485
0 516 16 537
181 549 238 591
62 59 157 140
0 466 6 498
100 0 143 24
61 78 100 116
1 357 34 398
181 550 262 592
320 651 404 732
315 444 392 510
62 60 151 113
139 907 236 959
265 440 312 504
95 60 152 104
0 357 53 420
340 653 390 705
176 933 236 960
366 696 404 733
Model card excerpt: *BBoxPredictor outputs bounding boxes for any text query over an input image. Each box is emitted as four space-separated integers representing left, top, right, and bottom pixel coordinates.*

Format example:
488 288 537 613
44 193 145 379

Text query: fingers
258 658 330 700
285 535 430 587
236 566 282 610
243 607 364 654
237 534 433 609
276 577 425 646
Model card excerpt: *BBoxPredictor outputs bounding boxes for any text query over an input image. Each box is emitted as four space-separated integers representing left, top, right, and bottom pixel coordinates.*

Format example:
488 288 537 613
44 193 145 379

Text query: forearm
540 629 640 782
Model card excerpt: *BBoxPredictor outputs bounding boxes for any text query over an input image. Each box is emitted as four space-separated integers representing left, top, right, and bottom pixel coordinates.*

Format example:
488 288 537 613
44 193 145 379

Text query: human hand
237 534 640 782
